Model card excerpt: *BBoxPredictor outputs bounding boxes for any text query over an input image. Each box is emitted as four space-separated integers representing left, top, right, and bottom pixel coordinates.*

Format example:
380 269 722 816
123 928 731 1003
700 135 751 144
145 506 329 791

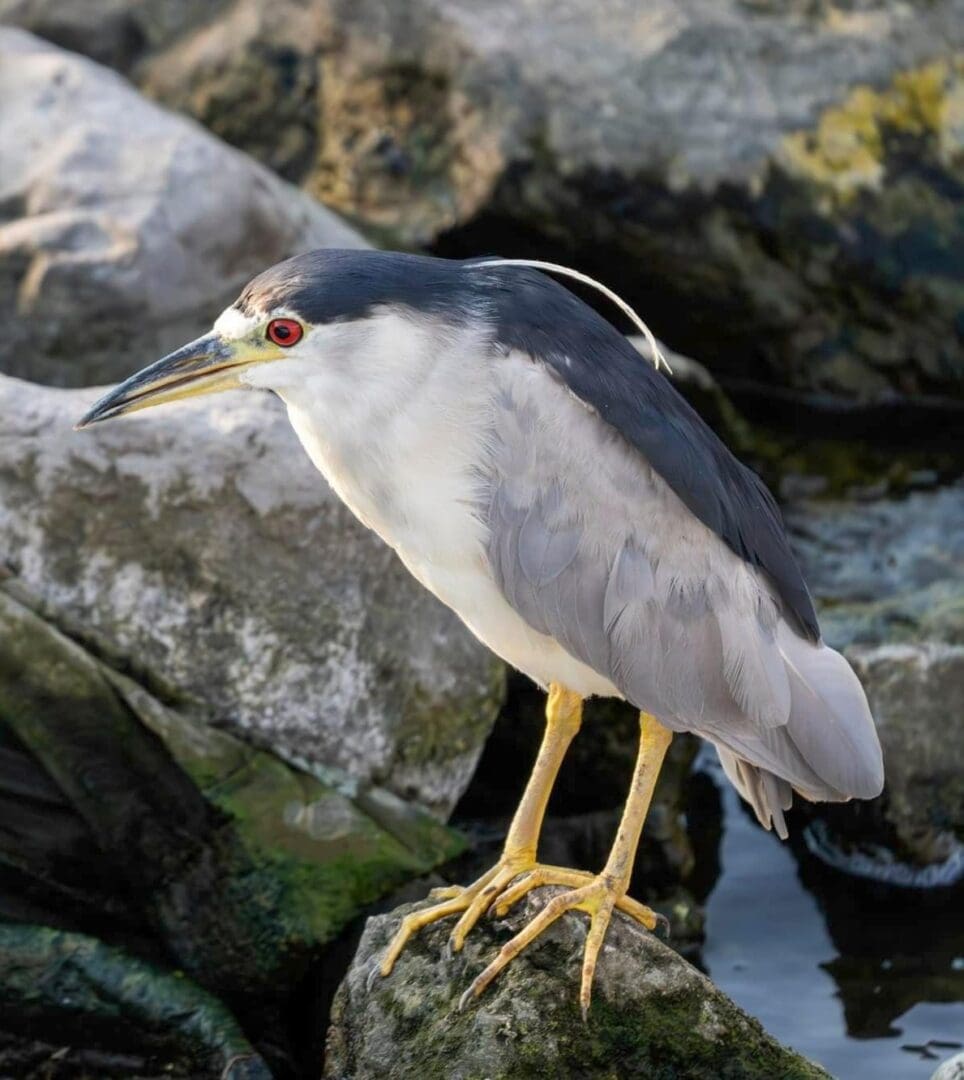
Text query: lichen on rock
781 58 964 202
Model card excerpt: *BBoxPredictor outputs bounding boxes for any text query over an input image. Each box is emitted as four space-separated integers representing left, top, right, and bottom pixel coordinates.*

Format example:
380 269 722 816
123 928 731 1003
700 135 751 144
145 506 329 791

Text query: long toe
377 856 530 977
462 876 638 1011
491 867 661 933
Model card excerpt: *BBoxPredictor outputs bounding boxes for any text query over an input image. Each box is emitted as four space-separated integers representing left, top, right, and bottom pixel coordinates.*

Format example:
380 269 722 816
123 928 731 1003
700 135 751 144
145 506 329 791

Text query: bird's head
76 249 479 430
77 247 668 431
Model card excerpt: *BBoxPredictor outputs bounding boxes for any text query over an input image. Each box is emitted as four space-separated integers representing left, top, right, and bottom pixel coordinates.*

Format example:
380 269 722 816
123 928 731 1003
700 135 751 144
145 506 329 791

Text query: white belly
393 544 620 699
282 389 618 699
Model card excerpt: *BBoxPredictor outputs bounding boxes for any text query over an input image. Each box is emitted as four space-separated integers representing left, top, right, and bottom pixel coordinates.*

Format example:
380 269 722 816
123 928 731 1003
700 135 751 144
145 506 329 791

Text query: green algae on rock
0 584 463 1033
325 893 832 1080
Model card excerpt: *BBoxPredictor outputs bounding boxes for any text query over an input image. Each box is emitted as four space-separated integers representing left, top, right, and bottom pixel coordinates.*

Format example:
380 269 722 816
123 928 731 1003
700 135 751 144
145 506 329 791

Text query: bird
78 249 884 1018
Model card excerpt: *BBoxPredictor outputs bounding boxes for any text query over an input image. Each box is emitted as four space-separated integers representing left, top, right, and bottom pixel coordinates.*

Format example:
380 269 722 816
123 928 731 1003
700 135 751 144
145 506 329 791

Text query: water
702 761 964 1079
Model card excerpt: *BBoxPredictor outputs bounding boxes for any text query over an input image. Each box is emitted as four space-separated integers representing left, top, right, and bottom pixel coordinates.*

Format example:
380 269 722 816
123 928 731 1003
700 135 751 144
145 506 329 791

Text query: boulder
0 579 463 1072
0 925 270 1080
8 0 964 400
324 893 831 1079
787 484 964 650
0 375 504 817
786 485 964 878
0 28 365 388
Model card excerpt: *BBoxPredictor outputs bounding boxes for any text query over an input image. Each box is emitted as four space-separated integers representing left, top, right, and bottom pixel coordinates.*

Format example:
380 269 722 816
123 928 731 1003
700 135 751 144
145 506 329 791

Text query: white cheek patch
213 306 261 339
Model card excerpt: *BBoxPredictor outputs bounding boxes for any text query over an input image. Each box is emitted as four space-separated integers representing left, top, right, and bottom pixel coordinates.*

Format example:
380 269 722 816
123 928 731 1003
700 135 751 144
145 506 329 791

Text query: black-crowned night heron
79 250 884 1016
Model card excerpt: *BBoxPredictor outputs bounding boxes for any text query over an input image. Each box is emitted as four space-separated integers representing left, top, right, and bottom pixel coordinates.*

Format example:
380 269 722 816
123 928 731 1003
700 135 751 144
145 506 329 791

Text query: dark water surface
701 760 964 1080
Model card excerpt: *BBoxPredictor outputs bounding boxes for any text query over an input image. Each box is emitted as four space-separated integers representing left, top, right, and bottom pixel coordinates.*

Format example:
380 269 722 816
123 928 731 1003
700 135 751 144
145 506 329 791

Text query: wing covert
475 264 819 642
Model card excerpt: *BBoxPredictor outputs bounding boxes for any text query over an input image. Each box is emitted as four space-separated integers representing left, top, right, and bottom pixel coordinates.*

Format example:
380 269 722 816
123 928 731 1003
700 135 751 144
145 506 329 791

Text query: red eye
266 318 303 347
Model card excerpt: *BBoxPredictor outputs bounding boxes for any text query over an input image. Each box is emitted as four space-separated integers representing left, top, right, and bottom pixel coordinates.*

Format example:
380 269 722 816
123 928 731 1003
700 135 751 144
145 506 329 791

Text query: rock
0 581 464 962
816 643 964 881
0 580 462 1068
0 375 504 817
324 894 831 1079
10 0 963 400
0 0 227 71
934 1052 964 1080
786 485 964 877
0 29 365 388
0 925 270 1080
787 484 964 649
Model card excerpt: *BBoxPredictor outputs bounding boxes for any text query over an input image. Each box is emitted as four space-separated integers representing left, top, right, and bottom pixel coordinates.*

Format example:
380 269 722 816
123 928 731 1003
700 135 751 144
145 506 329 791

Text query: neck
272 310 496 559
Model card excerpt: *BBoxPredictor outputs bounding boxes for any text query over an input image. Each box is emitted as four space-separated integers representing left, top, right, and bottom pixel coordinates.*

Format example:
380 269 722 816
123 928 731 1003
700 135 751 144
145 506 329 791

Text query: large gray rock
0 28 365 388
324 893 831 1079
0 579 463 1067
838 643 964 876
0 375 504 816
788 484 964 650
8 0 963 399
786 486 964 877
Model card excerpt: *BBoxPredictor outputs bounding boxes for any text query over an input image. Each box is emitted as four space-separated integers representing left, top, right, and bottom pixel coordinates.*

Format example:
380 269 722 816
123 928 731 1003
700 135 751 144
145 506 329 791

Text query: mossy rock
0 584 463 1049
325 894 831 1079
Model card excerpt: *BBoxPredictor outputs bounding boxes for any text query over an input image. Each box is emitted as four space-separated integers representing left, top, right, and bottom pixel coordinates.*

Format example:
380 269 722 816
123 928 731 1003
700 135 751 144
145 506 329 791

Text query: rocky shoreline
0 13 960 1079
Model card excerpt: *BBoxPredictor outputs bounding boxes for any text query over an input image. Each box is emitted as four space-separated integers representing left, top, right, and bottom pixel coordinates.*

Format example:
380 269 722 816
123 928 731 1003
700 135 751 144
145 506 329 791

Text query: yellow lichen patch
887 61 952 136
780 56 964 202
939 76 964 165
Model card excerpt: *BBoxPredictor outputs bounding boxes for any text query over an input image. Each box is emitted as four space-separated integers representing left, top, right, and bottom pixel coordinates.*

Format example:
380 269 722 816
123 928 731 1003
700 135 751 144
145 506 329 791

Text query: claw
375 859 514 977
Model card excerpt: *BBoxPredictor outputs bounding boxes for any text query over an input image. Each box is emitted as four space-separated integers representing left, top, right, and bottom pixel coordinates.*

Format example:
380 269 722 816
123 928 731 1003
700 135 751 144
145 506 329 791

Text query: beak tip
72 331 236 432
75 404 107 431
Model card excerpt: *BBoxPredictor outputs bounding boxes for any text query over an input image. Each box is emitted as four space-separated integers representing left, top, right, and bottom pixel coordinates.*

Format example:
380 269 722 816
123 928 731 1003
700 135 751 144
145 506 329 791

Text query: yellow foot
489 866 667 933
458 876 666 1021
378 857 539 978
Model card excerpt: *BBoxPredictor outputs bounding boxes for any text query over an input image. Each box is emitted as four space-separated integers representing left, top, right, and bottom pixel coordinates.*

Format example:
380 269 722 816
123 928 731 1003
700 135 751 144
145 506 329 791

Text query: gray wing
479 262 820 642
484 358 884 834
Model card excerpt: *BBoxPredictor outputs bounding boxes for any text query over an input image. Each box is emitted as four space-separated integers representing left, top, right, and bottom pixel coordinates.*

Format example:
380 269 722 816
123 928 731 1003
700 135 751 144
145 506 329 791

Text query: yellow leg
459 711 673 1020
379 684 583 977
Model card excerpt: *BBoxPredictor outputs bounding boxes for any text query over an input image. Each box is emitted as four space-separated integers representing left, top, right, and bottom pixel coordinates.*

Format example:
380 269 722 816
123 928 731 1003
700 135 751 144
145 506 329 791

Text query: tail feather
710 626 884 836
777 624 884 800
717 747 792 838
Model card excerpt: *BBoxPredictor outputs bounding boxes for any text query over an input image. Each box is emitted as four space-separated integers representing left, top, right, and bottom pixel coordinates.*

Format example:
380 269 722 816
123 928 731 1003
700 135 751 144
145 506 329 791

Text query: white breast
266 310 618 698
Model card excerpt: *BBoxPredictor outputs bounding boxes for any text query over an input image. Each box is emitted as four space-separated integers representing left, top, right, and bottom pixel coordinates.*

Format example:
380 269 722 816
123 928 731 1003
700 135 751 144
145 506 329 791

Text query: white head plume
470 258 672 375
